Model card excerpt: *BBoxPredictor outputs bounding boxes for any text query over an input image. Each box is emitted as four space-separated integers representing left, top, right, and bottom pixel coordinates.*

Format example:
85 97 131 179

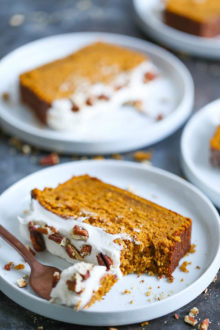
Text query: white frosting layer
47 61 173 132
19 199 131 278
50 262 108 309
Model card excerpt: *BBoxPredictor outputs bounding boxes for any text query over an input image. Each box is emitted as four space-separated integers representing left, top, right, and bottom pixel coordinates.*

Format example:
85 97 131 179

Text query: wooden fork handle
0 225 37 268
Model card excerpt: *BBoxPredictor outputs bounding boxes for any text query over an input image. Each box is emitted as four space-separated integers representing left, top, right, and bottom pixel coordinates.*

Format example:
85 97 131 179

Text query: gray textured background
0 0 219 329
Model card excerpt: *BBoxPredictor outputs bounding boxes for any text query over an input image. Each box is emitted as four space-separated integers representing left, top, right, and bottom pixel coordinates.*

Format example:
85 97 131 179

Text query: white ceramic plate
0 32 193 154
181 99 220 208
0 160 219 326
133 0 220 59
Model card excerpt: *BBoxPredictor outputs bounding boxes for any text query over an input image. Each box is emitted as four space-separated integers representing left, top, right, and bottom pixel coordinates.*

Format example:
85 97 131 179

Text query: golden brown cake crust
31 175 192 278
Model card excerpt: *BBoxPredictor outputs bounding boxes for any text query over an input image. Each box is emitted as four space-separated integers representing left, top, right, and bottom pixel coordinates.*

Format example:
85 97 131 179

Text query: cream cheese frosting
50 262 109 309
19 199 131 278
47 61 173 133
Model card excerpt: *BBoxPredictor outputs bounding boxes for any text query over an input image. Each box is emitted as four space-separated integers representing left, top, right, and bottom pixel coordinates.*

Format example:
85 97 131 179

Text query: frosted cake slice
50 262 116 310
20 175 192 279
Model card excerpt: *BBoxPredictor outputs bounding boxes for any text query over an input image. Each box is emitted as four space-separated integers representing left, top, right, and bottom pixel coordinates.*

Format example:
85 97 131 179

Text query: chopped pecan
198 319 209 330
184 315 198 326
48 232 65 245
97 253 113 270
156 114 164 121
37 227 49 235
86 96 95 106
65 240 83 260
80 270 90 280
66 279 83 294
39 153 60 166
143 72 157 83
46 225 57 233
4 262 14 271
29 222 45 252
71 102 80 112
72 225 89 241
17 278 28 288
80 244 92 257
97 94 110 101
52 271 61 288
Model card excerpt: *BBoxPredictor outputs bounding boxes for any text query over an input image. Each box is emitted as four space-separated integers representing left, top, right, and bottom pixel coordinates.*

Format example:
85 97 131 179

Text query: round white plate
0 160 219 326
181 99 220 208
133 0 220 59
0 32 193 154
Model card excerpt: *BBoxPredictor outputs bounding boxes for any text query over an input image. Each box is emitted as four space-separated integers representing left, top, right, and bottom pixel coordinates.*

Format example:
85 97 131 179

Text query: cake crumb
112 153 123 160
14 264 25 270
148 286 152 289
156 114 164 121
189 243 196 253
174 313 179 319
145 291 151 296
213 274 218 282
147 298 151 303
141 321 149 326
16 278 28 288
134 150 152 162
203 288 208 294
122 289 131 295
140 279 145 283
22 144 31 155
180 278 184 282
23 274 28 279
9 14 25 27
4 262 14 271
196 265 201 269
92 155 104 160
37 327 44 330
180 261 191 273
129 300 134 304
184 315 198 326
198 318 210 330
1 92 10 102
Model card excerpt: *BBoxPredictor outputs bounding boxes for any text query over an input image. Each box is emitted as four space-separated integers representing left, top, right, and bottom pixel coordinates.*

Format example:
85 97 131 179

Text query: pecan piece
86 96 95 106
65 240 83 261
4 262 14 271
52 271 61 288
48 232 66 246
37 226 49 235
29 222 45 252
184 315 198 326
80 270 90 280
66 278 84 294
97 253 113 270
39 153 60 166
80 244 92 257
72 225 89 241
198 319 209 330
71 102 80 112
143 72 157 83
97 94 110 101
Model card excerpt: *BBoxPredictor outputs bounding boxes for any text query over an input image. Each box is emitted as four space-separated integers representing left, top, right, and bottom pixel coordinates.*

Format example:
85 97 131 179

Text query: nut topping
198 319 209 330
97 253 113 270
52 271 61 288
65 240 83 261
86 96 95 106
4 262 14 271
72 225 89 241
80 244 92 257
80 270 90 280
71 102 80 112
39 153 60 166
37 227 49 235
143 72 157 83
28 222 45 252
48 232 66 246
97 94 110 101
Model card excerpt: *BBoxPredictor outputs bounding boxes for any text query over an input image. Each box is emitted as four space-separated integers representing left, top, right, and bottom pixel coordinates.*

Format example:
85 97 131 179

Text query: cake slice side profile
210 125 220 166
164 0 220 37
20 175 192 279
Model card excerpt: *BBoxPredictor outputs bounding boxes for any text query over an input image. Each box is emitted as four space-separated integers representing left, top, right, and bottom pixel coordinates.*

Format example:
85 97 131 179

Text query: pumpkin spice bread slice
20 175 192 279
164 0 220 37
210 125 220 166
19 41 162 130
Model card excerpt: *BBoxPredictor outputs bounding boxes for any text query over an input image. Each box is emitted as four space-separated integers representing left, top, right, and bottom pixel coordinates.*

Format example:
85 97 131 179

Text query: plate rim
133 0 220 59
0 160 219 325
0 32 194 154
181 98 220 206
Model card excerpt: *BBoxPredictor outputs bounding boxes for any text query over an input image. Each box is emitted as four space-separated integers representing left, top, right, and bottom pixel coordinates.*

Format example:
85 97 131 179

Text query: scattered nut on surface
198 318 210 330
122 289 131 295
189 307 199 316
4 262 14 271
39 153 59 166
14 264 25 270
1 92 10 102
184 315 198 326
16 278 28 288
